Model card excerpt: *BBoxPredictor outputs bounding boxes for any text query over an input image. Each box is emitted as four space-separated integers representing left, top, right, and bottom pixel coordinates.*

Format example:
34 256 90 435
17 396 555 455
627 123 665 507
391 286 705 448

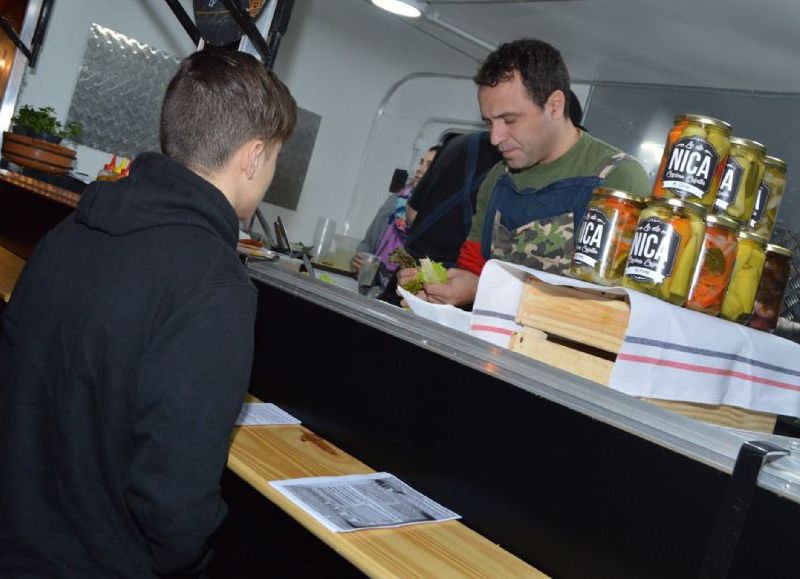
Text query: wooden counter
0 244 25 302
228 414 546 578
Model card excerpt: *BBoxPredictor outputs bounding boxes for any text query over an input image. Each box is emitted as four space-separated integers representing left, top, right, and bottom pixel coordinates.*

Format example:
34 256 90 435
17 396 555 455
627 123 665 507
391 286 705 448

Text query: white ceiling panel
400 0 800 92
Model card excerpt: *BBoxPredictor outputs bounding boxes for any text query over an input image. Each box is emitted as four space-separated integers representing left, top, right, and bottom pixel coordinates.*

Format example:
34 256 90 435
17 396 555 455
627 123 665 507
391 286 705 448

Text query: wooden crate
509 277 777 434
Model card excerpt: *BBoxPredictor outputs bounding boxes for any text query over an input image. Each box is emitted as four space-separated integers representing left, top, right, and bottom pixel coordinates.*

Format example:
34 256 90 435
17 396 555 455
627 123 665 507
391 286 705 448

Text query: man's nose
489 123 505 147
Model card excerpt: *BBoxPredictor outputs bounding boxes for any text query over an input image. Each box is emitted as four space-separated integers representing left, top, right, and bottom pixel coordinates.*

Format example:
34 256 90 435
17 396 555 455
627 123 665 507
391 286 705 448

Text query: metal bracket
0 0 54 68
699 440 790 579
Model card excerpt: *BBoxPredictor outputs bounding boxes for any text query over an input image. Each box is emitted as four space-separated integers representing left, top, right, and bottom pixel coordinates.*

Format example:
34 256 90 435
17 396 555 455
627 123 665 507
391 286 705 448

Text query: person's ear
546 90 566 120
242 139 266 180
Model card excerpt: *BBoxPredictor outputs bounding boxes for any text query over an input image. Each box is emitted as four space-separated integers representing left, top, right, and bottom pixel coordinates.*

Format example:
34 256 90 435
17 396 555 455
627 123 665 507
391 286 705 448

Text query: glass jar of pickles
685 214 739 315
712 137 766 223
623 198 706 305
749 155 788 239
651 114 732 208
571 188 644 286
720 231 768 323
748 244 793 332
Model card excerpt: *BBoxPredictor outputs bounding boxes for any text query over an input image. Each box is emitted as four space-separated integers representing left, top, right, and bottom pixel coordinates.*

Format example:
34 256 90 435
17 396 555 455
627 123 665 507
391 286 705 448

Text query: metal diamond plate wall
67 23 180 157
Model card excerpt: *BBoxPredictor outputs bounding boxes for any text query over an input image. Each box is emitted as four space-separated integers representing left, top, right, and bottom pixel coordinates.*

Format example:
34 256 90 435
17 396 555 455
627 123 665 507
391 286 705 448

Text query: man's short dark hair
474 39 571 116
160 47 297 173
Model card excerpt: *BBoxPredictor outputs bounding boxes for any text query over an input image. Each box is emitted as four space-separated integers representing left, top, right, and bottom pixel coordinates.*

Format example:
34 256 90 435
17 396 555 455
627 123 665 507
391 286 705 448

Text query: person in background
352 145 441 281
0 48 296 578
398 38 650 307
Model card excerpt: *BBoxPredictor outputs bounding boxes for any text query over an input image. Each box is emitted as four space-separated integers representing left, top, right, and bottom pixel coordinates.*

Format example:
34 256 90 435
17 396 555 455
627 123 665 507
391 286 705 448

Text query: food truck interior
2 1 800 577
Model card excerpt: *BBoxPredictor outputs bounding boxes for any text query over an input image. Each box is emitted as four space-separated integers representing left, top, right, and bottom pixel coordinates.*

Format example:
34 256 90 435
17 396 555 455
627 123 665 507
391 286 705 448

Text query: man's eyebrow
482 112 519 122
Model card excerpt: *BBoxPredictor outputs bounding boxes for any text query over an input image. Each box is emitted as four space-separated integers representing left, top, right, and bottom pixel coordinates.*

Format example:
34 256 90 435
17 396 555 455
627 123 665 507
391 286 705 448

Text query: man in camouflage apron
398 38 650 307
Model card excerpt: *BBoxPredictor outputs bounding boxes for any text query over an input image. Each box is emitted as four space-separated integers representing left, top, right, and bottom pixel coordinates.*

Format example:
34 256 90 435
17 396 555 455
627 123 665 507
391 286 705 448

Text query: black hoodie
0 153 257 578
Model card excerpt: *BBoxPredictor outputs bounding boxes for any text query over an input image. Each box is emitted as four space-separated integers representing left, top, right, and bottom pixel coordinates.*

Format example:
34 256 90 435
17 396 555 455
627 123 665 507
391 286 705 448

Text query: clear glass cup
356 252 381 295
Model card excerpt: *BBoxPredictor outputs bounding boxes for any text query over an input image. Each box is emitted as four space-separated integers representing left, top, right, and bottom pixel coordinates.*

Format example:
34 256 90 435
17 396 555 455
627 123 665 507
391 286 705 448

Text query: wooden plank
0 244 25 302
642 398 777 433
510 328 615 385
516 277 629 354
228 407 547 578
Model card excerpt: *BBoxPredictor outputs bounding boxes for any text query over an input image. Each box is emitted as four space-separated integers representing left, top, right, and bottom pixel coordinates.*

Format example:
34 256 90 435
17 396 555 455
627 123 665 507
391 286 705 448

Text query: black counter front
245 263 800 578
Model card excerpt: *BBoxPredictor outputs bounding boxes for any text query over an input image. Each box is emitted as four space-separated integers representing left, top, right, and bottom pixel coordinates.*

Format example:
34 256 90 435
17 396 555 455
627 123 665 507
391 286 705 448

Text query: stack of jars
570 114 793 332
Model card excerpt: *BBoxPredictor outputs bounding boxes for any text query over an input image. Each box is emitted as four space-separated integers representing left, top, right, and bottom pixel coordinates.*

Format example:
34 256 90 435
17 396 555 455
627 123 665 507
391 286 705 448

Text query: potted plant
10 105 83 144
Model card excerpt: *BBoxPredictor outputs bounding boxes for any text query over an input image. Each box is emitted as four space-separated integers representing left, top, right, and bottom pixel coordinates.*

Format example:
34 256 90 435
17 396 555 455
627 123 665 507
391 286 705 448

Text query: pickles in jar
713 137 766 223
571 188 644 286
720 231 768 324
749 156 788 239
685 214 739 316
651 114 732 208
623 199 706 305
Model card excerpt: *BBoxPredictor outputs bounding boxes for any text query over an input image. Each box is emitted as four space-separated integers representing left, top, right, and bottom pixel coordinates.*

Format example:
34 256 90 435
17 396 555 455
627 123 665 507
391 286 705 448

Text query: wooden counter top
228 417 546 578
0 244 25 302
0 168 80 209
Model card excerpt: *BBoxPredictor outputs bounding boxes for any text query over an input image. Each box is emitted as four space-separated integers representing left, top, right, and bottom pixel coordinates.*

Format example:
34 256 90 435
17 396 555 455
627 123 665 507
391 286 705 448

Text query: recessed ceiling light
370 0 426 18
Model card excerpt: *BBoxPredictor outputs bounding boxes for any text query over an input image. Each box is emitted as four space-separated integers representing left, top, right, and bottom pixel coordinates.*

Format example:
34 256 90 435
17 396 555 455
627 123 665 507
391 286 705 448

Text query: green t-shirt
468 131 651 243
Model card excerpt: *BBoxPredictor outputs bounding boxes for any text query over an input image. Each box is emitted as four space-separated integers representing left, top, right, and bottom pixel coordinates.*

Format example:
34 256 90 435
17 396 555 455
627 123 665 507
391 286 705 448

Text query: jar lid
729 136 767 155
738 230 768 245
766 243 793 258
593 187 645 206
764 155 788 170
675 114 732 133
651 197 708 217
705 214 740 230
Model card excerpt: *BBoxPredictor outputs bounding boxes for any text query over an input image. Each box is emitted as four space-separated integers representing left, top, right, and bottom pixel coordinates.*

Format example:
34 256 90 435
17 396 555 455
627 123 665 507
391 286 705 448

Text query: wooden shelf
228 399 547 578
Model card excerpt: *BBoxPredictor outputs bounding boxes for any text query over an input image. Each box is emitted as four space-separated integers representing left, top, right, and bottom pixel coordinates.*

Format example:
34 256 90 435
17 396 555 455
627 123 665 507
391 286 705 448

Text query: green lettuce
400 257 448 293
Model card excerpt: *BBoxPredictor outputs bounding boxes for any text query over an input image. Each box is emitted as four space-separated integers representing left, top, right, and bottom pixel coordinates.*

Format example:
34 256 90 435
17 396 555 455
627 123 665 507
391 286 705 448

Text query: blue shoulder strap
406 132 485 247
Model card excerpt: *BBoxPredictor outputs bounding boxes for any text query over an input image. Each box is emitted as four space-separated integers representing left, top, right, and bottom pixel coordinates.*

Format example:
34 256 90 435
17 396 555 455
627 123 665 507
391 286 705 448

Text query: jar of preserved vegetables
713 137 766 224
748 155 788 239
651 114 732 208
685 214 739 315
571 188 645 286
720 231 768 323
748 244 793 332
623 198 706 305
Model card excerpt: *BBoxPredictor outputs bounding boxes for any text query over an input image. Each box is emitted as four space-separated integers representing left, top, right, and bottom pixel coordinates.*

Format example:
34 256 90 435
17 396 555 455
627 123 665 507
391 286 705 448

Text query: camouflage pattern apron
479 152 634 274
480 173 602 274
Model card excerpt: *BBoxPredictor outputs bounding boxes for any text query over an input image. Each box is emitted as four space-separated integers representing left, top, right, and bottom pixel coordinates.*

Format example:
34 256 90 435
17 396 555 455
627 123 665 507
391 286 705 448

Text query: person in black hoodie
0 48 296 578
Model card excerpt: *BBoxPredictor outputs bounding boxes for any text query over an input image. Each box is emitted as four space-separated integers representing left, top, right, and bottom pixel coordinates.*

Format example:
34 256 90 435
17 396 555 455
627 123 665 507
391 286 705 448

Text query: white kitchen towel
470 259 800 419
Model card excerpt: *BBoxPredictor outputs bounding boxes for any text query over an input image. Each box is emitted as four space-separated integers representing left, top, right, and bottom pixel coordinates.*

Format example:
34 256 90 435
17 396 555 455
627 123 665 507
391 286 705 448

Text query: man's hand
398 266 478 307
397 266 418 289
424 268 479 307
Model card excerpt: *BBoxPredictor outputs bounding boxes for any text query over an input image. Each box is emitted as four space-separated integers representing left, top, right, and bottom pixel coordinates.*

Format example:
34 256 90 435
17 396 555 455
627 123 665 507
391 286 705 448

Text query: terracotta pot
1 131 76 175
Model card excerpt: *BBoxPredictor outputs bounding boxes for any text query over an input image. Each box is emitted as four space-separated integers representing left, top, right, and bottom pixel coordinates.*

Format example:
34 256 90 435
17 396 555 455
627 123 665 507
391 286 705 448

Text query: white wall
16 0 480 243
268 0 480 244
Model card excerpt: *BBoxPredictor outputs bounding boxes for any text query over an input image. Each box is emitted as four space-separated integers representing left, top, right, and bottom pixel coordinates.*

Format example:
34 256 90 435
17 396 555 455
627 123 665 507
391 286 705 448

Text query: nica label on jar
714 157 744 211
661 136 720 199
573 208 611 268
751 181 769 223
625 217 681 283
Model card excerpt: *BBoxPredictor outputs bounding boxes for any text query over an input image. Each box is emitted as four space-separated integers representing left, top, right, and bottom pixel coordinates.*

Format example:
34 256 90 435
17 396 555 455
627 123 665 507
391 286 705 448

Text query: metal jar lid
766 243 793 258
764 155 788 171
593 187 645 206
705 214 740 230
738 230 768 245
675 114 733 133
651 197 707 217
729 136 767 155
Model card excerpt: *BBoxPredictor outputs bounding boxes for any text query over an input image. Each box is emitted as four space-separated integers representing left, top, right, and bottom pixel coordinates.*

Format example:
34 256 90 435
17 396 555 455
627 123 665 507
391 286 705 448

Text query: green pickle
652 114 732 208
748 156 788 239
571 188 644 286
720 231 768 323
712 137 766 223
623 198 706 305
